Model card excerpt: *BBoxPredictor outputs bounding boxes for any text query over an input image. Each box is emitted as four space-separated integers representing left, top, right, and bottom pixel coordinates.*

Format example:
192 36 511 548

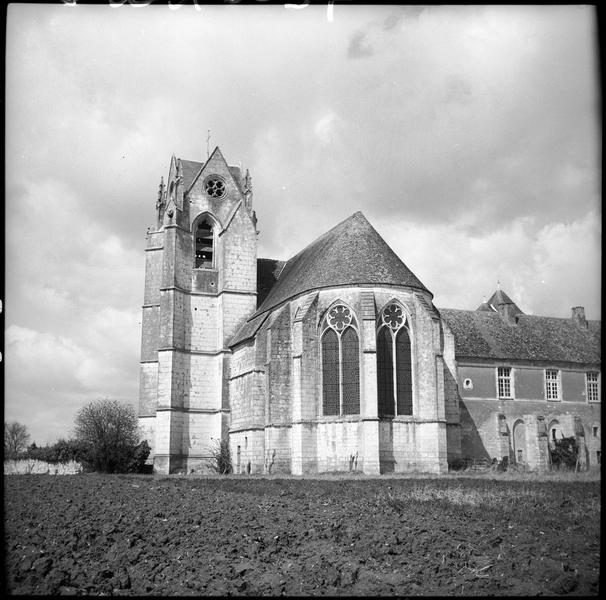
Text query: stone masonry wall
457 361 601 467
264 426 292 474
220 206 257 293
230 430 265 474
139 363 159 417
186 296 220 352
185 354 224 410
221 293 258 347
316 421 363 472
268 307 292 426
140 306 160 361
441 319 462 464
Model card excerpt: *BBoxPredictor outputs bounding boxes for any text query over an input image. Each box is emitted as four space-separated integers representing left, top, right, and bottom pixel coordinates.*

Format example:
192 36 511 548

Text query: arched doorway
513 420 526 465
548 420 563 445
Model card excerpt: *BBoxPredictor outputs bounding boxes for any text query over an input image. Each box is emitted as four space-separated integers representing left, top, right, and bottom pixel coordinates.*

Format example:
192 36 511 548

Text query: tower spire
244 168 253 208
156 177 165 206
155 176 166 228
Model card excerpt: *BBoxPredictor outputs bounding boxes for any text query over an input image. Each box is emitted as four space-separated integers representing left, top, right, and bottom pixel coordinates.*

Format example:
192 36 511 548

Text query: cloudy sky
5 4 601 445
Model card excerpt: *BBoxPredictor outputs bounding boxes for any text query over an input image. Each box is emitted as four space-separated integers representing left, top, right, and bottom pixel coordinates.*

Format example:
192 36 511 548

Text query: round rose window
204 177 226 198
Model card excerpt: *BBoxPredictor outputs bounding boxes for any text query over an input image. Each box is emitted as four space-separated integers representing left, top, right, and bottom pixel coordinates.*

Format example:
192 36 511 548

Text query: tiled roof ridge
440 307 600 323
486 289 524 314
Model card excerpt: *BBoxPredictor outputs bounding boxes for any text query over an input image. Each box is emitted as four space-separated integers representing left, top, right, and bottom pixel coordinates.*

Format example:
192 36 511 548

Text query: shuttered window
195 218 214 269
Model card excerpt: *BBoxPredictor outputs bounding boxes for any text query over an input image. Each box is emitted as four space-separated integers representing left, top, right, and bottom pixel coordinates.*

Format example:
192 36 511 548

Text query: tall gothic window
321 304 360 416
195 217 215 268
377 303 413 417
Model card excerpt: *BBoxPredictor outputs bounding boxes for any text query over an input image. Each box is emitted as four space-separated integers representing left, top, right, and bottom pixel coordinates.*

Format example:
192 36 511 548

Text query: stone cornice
159 285 257 297
157 348 231 355
155 407 230 414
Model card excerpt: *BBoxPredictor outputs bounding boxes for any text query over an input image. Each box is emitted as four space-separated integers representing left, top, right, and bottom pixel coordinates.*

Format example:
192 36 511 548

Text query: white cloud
378 209 601 318
314 111 343 145
5 322 140 445
6 325 91 393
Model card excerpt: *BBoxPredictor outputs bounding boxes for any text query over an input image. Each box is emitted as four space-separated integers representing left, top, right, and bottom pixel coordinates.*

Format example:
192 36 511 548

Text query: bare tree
4 421 30 459
74 398 146 473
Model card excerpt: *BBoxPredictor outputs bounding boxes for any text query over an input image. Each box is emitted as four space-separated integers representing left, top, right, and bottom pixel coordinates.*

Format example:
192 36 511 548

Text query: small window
586 372 600 403
597 450 601 465
545 369 560 401
195 218 214 268
592 426 599 438
463 378 473 390
497 367 513 398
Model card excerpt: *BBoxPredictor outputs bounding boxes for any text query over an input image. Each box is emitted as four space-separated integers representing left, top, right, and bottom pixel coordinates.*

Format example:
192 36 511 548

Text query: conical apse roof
252 211 430 318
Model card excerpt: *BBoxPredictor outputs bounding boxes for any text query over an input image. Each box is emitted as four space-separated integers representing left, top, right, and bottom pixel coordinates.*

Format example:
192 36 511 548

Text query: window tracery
377 302 413 417
204 177 226 198
320 304 360 416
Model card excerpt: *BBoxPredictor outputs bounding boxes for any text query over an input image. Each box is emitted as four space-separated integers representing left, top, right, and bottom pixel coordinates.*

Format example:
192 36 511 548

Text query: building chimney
571 306 587 329
497 303 519 325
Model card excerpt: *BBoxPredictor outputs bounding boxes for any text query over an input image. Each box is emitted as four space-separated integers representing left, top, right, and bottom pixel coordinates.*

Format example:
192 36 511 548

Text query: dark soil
3 474 600 596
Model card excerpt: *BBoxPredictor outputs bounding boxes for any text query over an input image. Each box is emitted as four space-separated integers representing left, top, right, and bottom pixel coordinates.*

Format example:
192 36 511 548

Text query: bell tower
139 147 258 474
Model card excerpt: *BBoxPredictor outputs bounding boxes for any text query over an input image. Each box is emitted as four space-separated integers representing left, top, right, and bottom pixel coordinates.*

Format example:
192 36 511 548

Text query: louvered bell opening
195 251 213 269
195 220 214 268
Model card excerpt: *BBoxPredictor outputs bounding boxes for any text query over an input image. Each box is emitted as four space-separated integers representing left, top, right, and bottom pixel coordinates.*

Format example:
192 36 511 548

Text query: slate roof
177 158 243 192
228 166 244 192
478 289 524 314
179 159 203 190
250 211 430 319
230 311 270 347
257 258 285 308
439 308 601 365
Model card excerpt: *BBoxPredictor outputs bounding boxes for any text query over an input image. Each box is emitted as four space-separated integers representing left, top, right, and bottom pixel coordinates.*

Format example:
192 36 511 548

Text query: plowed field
3 474 600 596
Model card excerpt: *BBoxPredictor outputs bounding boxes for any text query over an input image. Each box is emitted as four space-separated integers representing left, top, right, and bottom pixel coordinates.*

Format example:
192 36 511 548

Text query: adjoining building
138 148 601 475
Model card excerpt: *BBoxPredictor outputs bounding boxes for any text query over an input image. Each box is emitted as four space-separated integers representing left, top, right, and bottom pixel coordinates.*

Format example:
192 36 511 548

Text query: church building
138 148 601 475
